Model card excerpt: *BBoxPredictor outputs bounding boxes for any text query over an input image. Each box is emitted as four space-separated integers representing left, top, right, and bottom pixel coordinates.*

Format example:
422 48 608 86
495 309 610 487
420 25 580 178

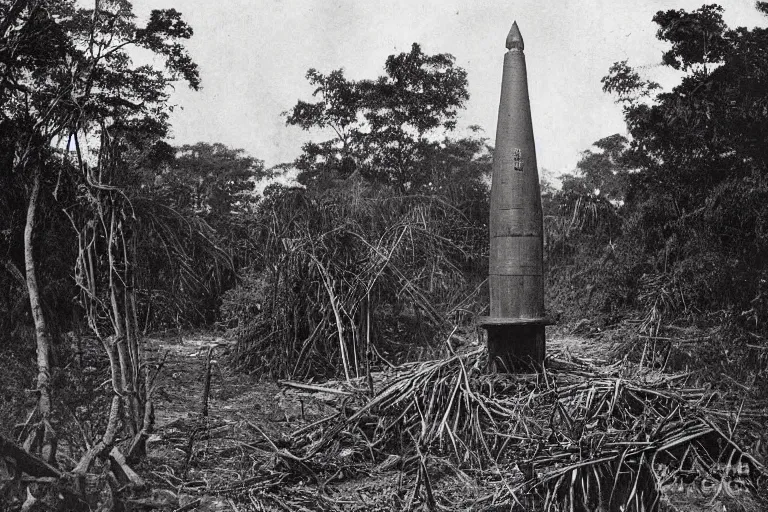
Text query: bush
226 178 488 379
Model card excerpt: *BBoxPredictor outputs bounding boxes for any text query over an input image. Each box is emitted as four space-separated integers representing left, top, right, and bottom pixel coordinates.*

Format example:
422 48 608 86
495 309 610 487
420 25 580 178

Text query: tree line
548 4 768 332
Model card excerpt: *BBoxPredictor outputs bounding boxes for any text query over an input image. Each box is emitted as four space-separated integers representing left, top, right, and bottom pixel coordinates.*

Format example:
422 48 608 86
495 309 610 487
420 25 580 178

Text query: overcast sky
131 0 767 176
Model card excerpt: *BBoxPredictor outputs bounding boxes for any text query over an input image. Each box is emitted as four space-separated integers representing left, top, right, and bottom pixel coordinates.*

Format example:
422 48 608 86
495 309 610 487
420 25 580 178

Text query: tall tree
2 0 82 463
285 43 469 192
156 142 266 220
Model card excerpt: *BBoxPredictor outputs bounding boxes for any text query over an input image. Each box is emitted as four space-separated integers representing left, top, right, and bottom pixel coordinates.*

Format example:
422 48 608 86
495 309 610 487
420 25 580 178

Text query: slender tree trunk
106 207 137 436
24 167 56 464
123 230 142 432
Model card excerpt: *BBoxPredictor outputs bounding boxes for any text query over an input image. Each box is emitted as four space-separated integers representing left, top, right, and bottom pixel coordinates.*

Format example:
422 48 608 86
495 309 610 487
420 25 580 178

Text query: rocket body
481 22 546 371
489 25 544 320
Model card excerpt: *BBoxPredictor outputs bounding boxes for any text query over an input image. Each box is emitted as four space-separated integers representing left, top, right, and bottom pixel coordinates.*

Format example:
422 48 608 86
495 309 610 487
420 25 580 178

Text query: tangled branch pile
232 345 768 511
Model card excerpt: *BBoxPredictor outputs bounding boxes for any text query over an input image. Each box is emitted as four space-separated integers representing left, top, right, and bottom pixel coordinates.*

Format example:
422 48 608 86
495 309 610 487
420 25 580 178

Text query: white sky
131 0 767 175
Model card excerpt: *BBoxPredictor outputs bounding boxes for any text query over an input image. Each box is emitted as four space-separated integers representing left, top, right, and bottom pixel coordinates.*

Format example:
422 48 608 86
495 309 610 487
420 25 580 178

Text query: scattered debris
130 335 768 511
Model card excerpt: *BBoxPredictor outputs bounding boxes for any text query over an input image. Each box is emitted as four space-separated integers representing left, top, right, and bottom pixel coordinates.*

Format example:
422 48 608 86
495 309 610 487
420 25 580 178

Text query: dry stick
366 293 374 397
311 255 351 382
172 499 202 512
290 412 342 439
351 315 360 379
181 350 215 480
16 407 37 445
201 346 214 417
278 380 352 396
181 426 201 481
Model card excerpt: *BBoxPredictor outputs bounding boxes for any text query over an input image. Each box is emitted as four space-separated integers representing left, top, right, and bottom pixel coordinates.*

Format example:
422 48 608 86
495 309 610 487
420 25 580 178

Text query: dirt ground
137 331 380 511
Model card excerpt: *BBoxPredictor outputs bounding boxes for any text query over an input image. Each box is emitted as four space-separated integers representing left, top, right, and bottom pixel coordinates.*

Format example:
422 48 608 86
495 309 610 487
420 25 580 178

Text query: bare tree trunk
127 280 153 461
122 230 142 433
24 167 56 464
106 207 137 436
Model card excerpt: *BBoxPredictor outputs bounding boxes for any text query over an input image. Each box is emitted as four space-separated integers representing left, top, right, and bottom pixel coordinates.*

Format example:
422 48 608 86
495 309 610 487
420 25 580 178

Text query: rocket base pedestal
479 317 546 373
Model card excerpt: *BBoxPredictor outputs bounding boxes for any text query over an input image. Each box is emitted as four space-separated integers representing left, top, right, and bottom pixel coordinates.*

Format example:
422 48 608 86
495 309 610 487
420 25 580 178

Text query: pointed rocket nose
506 21 524 51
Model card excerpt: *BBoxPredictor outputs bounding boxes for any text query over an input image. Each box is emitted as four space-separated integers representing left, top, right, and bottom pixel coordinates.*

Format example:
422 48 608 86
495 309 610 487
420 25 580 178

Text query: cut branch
0 433 62 479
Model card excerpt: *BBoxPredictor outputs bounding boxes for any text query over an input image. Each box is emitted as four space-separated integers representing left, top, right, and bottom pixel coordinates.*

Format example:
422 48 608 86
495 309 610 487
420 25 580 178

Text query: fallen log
0 433 61 479
109 447 145 488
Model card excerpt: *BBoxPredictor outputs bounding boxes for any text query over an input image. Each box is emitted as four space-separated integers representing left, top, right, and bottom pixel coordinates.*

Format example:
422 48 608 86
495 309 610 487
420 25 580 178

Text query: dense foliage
545 4 768 342
0 0 205 487
225 174 489 380
284 43 470 192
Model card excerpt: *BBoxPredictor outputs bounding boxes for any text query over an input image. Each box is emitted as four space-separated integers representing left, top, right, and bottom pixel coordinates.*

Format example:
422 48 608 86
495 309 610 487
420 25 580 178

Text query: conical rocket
479 21 547 372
